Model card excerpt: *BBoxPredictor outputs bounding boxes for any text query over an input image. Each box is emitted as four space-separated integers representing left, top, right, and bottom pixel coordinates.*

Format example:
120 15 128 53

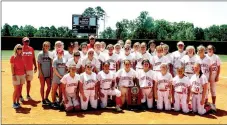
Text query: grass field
2 50 227 62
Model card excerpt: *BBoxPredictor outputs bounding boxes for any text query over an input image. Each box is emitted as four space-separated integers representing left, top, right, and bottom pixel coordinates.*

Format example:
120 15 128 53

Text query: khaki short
12 75 26 85
26 70 34 81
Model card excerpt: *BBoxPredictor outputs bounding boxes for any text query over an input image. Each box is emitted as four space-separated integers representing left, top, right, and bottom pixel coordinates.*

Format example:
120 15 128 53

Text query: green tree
2 23 12 36
82 7 96 17
220 24 227 41
23 25 37 37
194 27 204 40
154 19 171 40
99 27 116 39
204 25 220 41
49 25 58 37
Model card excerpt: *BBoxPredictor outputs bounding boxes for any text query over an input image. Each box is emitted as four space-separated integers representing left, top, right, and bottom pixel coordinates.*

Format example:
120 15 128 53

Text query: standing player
87 35 95 49
136 59 155 109
171 41 186 76
119 44 136 69
116 60 137 108
190 63 212 115
162 44 173 76
97 61 122 112
80 42 88 59
81 49 100 73
181 46 197 79
206 45 221 109
51 48 67 108
73 41 80 53
37 41 52 105
21 37 37 101
172 66 190 113
66 51 82 74
64 42 74 62
196 45 212 104
114 43 122 56
100 41 108 54
94 42 106 71
61 64 80 112
152 45 170 72
147 40 157 56
154 63 173 111
105 44 120 73
79 62 98 110
51 41 68 60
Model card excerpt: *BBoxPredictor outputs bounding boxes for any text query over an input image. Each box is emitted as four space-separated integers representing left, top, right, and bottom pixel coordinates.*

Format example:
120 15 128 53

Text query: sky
2 1 227 32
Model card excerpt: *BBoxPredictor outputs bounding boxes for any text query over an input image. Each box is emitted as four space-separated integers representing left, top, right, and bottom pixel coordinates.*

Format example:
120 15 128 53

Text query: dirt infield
2 60 227 124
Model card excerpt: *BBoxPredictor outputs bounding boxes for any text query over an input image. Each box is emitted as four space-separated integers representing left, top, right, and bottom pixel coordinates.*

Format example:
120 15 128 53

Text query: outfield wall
1 36 227 54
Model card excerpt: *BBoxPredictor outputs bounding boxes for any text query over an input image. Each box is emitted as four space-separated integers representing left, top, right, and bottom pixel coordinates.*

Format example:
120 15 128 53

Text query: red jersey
22 46 35 70
87 44 94 49
10 55 26 75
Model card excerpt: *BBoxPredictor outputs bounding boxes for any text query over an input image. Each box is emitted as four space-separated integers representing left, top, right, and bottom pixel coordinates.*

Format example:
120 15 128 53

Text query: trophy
127 80 141 108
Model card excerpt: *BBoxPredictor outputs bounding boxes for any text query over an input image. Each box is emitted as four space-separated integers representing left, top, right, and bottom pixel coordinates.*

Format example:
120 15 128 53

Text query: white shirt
105 53 119 72
94 51 106 63
66 58 82 69
136 52 153 69
64 51 74 62
80 72 97 89
79 51 87 60
116 68 136 87
97 71 115 89
81 57 101 71
181 55 197 73
164 53 173 65
196 55 211 80
60 73 80 97
190 74 208 94
206 54 221 73
119 53 135 69
154 72 173 90
172 76 190 93
51 50 68 61
171 50 186 69
136 70 155 88
152 55 169 71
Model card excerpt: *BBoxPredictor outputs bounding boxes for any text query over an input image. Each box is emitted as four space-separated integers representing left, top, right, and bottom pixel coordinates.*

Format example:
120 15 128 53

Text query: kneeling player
172 66 190 113
136 59 155 109
97 61 122 112
154 63 173 111
60 64 80 112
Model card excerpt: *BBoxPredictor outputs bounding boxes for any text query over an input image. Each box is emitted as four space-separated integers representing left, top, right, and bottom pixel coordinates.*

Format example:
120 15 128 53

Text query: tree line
1 6 227 41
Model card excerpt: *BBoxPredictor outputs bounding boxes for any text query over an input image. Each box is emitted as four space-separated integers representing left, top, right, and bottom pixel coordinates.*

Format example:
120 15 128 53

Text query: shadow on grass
15 107 31 114
22 99 41 107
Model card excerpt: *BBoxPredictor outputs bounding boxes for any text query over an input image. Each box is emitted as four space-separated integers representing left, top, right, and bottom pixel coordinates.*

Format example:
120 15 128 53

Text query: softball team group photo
10 36 221 116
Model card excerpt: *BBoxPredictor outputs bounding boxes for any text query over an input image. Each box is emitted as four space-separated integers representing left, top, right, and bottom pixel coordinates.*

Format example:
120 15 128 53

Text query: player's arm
37 62 43 77
208 66 212 82
62 83 68 102
95 81 99 99
169 64 174 76
216 65 221 82
79 81 86 100
10 61 17 81
171 84 175 103
169 81 172 100
154 81 158 100
50 58 53 79
116 61 120 71
53 67 63 79
187 86 191 104
32 49 37 72
201 83 208 105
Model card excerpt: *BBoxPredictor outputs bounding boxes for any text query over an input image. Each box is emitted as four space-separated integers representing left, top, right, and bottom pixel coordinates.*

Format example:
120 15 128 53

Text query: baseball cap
68 42 74 47
22 37 30 42
177 41 184 46
89 35 95 40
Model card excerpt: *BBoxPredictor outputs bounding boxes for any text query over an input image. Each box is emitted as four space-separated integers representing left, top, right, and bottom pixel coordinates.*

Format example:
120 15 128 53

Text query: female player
81 48 100 74
116 60 137 108
114 43 122 56
51 48 67 108
79 42 88 59
136 59 155 109
147 40 156 56
154 63 173 111
10 44 26 109
172 66 190 113
79 62 98 110
94 42 106 71
105 44 120 73
152 45 169 72
97 61 122 112
66 51 82 74
206 45 221 109
61 64 80 112
190 63 212 115
119 44 136 69
181 46 197 79
37 41 52 105
162 44 173 76
51 41 68 60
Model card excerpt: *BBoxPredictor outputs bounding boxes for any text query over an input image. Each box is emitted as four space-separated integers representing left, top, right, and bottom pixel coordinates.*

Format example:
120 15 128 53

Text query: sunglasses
17 48 22 50
89 52 94 55
143 63 149 66
24 40 30 43
125 48 130 50
86 66 92 68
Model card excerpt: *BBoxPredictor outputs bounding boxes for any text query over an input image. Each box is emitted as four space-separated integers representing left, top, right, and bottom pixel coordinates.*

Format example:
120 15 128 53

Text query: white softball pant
80 90 97 110
141 88 153 109
210 73 217 97
174 92 189 113
192 93 207 115
63 95 79 111
100 88 121 108
157 90 171 110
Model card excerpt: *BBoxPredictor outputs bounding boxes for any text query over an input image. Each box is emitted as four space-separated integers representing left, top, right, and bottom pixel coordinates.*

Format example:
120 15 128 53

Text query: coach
20 37 37 101
87 35 95 49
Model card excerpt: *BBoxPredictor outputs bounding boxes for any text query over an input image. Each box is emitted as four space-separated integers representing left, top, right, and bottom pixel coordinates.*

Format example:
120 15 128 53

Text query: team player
114 43 122 56
81 49 100 73
80 42 88 59
51 48 67 108
171 41 186 76
172 66 190 113
100 41 108 54
116 60 137 108
206 45 221 109
196 45 212 104
97 61 122 112
21 37 37 101
66 51 82 74
181 46 197 79
51 41 68 60
105 44 120 73
190 63 212 115
79 62 98 110
162 44 173 75
136 59 155 109
152 45 169 72
37 41 52 105
119 44 136 69
10 44 26 108
147 40 157 56
60 64 80 112
94 42 106 70
154 63 173 111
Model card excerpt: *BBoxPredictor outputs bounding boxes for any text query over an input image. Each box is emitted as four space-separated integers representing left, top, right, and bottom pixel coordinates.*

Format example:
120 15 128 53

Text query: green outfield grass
1 50 227 62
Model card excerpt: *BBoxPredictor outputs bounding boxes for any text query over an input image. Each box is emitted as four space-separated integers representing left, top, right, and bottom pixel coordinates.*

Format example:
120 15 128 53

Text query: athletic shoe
45 98 51 104
13 103 19 109
52 102 59 108
210 104 217 113
27 95 32 100
42 100 48 106
115 105 122 112
20 96 24 102
17 102 21 108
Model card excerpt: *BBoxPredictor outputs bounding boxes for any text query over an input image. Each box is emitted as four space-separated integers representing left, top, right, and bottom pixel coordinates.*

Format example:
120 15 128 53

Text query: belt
121 86 130 88
159 89 167 92
141 87 152 89
86 87 95 90
136 67 143 69
101 88 110 90
109 69 116 70
192 92 202 95
185 72 194 74
176 92 183 94
154 70 161 72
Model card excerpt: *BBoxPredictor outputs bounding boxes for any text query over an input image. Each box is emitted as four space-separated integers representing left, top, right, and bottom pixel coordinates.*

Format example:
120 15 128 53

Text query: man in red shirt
87 35 95 49
20 37 37 101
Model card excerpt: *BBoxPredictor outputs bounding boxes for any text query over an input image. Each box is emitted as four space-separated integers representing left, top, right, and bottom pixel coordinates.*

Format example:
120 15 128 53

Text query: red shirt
10 55 26 75
22 46 35 70
87 44 94 49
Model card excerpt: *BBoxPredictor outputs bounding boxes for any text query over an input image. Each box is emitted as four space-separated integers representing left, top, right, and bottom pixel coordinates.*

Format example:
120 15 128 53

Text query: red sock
116 97 122 107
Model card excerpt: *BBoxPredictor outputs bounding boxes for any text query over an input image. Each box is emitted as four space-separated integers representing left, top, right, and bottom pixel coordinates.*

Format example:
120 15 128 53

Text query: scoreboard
72 14 98 36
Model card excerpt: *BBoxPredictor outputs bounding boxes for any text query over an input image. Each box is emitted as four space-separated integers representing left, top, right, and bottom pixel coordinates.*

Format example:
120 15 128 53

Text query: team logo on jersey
23 51 32 56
